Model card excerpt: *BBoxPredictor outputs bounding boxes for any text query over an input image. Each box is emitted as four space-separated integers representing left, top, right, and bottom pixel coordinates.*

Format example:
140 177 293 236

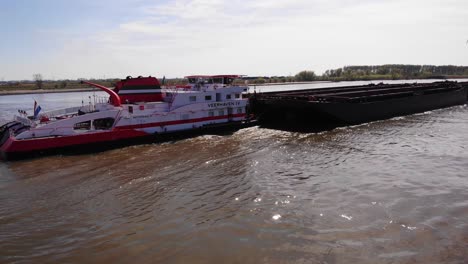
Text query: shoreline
2 78 468 96
250 81 332 86
0 81 334 95
0 88 97 96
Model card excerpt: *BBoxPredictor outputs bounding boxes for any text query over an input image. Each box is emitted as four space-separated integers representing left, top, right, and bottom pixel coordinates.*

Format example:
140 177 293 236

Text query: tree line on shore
1 64 468 91
248 64 468 84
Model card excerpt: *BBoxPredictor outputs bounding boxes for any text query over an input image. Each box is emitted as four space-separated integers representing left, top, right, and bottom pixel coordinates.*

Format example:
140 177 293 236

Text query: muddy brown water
1 85 468 263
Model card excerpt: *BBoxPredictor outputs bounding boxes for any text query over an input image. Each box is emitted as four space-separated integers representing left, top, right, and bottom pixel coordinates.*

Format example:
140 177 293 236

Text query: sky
0 0 467 80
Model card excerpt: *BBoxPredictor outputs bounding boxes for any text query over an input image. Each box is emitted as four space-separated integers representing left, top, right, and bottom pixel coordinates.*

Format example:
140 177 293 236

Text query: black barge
250 81 468 130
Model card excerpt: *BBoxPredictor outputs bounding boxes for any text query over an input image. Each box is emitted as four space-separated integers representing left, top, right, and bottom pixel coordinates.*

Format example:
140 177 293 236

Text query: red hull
0 114 248 159
0 129 148 158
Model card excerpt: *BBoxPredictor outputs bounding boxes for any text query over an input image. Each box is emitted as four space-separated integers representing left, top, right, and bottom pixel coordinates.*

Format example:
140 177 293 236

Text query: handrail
80 81 121 107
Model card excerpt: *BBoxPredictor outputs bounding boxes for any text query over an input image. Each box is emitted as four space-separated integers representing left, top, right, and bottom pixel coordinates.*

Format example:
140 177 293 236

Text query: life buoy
40 116 50 123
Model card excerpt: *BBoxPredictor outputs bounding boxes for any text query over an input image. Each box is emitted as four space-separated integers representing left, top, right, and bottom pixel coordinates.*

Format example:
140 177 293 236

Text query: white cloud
19 0 468 79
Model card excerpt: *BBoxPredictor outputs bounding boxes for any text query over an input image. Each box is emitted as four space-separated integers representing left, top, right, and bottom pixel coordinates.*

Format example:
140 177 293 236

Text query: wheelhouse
186 75 239 86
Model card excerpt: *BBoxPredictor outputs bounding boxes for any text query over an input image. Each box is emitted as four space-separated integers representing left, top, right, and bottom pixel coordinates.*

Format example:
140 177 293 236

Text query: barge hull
313 87 466 124
253 81 468 129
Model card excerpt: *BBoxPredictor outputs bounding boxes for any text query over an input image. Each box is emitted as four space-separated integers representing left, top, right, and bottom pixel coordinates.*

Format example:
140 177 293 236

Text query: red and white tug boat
0 75 251 160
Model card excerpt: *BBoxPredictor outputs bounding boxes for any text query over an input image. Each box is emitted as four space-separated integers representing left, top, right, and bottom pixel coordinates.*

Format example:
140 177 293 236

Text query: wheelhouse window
224 77 234 85
213 77 223 84
74 120 91 130
205 95 212 101
235 93 240 99
226 94 231 99
93 118 114 130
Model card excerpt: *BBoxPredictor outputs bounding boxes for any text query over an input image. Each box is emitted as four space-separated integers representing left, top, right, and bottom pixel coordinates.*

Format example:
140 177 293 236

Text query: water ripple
2 106 468 263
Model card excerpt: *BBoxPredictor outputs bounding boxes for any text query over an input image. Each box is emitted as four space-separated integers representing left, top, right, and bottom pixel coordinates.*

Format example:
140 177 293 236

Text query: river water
1 80 468 263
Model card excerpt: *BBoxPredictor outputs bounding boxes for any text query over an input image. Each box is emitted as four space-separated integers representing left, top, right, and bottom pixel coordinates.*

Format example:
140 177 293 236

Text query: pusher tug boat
0 75 252 160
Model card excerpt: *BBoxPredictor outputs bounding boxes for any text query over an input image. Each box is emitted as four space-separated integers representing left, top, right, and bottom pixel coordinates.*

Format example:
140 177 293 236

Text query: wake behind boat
0 75 253 160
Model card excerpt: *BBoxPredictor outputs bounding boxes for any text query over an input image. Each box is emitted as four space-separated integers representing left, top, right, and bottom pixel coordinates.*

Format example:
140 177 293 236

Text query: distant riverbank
250 81 331 86
2 77 468 96
0 88 96 96
0 82 332 95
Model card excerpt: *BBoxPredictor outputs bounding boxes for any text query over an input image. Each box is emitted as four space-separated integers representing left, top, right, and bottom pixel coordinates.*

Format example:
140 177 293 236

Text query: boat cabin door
227 107 233 121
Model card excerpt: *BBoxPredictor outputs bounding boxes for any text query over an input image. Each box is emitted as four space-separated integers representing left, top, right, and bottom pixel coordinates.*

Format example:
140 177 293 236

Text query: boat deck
257 81 468 103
